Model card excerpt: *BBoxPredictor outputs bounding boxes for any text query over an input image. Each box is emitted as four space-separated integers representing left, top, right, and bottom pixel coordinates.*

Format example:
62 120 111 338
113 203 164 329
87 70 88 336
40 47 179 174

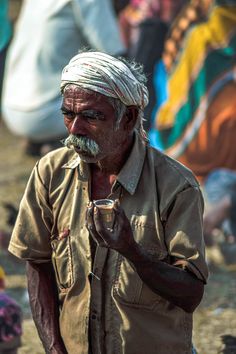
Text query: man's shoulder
147 145 200 189
37 147 78 175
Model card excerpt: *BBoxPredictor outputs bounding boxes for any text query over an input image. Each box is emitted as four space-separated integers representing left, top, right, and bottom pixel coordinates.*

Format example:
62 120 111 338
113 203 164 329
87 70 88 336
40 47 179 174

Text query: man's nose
69 116 86 135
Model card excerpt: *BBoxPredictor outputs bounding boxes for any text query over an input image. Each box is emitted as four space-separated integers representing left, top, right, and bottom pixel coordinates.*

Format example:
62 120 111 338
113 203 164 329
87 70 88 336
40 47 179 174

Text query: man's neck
90 134 134 200
93 134 134 175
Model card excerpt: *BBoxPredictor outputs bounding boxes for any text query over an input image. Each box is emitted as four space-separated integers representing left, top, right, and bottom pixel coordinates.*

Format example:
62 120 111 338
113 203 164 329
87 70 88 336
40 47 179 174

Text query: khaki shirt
9 133 208 354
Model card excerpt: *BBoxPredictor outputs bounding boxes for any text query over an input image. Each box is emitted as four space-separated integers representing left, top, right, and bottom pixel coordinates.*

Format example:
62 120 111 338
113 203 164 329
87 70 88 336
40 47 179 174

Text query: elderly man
8 51 208 354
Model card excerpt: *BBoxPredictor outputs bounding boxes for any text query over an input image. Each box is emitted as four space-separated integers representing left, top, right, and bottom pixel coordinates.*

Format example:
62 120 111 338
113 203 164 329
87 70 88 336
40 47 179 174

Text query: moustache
61 134 100 156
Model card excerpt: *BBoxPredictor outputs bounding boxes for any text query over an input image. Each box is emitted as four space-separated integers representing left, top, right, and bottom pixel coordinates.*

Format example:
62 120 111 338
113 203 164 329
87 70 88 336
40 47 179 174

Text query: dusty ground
1 1 236 353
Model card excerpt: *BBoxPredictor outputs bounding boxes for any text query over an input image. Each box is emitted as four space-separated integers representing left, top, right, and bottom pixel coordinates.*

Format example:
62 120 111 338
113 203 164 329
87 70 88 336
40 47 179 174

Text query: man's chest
90 169 117 200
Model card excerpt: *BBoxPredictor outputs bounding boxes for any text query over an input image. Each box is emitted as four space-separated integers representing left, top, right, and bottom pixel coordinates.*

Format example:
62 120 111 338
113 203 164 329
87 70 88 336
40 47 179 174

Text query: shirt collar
62 154 81 169
116 132 146 195
62 153 89 179
61 131 147 195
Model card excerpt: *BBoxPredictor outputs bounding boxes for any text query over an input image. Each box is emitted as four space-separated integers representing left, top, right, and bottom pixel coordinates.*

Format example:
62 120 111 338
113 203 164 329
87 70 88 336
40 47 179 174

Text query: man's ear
123 106 139 131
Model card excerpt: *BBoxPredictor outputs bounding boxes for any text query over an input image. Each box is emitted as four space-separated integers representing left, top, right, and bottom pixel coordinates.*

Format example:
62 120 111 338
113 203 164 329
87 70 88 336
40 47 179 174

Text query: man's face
61 86 129 163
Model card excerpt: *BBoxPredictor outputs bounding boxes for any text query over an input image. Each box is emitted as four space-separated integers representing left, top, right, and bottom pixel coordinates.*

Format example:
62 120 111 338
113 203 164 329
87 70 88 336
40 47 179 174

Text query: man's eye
62 111 75 119
61 109 105 122
83 114 97 120
82 110 105 121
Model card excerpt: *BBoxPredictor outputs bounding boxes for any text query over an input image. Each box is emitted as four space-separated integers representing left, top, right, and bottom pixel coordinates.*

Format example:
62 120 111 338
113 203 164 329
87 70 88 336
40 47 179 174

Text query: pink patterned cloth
129 0 184 23
0 292 22 343
118 0 185 48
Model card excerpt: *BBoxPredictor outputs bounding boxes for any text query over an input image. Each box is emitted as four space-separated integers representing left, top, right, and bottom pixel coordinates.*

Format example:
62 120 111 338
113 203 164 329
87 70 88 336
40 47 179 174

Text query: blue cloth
204 168 236 204
204 168 236 237
148 59 168 150
0 0 12 51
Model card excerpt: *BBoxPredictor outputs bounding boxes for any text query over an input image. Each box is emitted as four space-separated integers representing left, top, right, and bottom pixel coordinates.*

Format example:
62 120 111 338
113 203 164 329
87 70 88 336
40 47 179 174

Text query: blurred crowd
0 1 236 348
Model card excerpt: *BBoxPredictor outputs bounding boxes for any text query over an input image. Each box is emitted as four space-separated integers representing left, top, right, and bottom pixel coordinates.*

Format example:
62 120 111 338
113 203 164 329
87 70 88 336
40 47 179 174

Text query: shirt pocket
113 217 167 310
51 233 74 290
113 254 162 310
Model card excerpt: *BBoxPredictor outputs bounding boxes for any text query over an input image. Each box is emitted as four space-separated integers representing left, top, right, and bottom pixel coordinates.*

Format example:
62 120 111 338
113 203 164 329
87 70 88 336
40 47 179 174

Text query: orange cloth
177 82 236 183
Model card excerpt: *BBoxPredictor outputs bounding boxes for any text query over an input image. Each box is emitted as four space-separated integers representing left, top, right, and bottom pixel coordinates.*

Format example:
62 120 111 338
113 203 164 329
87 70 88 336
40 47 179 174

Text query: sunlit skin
61 86 137 199
62 86 134 167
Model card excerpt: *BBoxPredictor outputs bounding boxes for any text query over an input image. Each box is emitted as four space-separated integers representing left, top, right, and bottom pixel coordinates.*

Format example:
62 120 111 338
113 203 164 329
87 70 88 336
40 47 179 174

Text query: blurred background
1 1 236 353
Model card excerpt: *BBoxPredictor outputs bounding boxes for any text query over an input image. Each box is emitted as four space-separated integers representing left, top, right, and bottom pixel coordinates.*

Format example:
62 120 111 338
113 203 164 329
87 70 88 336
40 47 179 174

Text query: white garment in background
2 0 125 141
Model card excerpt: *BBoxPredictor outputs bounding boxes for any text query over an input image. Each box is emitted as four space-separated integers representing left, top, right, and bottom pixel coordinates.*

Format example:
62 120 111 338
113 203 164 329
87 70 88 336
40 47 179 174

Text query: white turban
61 51 149 110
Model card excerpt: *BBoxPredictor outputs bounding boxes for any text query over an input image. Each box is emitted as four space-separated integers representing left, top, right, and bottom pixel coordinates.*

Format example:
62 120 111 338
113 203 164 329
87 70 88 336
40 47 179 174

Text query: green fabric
216 0 236 5
161 31 236 149
0 0 12 51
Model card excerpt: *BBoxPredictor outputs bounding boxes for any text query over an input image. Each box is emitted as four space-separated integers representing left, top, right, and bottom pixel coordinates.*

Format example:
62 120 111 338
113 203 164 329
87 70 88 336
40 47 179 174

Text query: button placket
89 246 109 354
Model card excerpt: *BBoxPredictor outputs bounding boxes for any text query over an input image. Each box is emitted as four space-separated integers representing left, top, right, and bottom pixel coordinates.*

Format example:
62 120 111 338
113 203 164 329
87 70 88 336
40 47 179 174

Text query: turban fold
61 52 149 110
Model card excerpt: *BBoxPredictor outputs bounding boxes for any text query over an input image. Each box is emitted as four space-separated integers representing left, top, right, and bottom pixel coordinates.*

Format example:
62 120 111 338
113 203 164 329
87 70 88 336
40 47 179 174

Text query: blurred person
160 0 213 74
118 0 186 130
203 169 236 242
0 266 22 354
2 0 125 157
118 0 186 55
203 168 236 265
8 51 208 354
0 0 12 114
154 0 236 183
112 0 130 15
149 0 214 149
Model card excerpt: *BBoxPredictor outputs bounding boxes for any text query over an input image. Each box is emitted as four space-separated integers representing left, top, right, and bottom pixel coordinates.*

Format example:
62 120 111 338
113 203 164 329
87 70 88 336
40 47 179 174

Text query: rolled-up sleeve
8 162 52 263
164 186 208 283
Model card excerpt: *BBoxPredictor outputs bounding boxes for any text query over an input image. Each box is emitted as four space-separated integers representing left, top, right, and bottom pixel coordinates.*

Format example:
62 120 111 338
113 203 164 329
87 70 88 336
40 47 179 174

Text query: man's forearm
120 243 204 313
26 261 67 354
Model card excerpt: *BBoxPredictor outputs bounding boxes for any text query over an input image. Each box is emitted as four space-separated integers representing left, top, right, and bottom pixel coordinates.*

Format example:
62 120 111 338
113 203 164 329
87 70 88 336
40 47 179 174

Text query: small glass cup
93 199 115 229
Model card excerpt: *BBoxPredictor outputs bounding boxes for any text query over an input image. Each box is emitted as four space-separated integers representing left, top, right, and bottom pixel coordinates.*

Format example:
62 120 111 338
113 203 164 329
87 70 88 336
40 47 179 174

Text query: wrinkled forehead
63 84 109 102
62 84 115 114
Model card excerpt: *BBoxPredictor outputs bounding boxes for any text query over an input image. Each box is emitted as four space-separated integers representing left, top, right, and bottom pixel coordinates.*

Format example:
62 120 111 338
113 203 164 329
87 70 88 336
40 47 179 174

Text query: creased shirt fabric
9 133 208 354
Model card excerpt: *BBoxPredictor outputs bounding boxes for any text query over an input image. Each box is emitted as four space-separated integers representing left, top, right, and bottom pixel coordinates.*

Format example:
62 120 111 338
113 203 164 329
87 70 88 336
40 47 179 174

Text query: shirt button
91 314 97 320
